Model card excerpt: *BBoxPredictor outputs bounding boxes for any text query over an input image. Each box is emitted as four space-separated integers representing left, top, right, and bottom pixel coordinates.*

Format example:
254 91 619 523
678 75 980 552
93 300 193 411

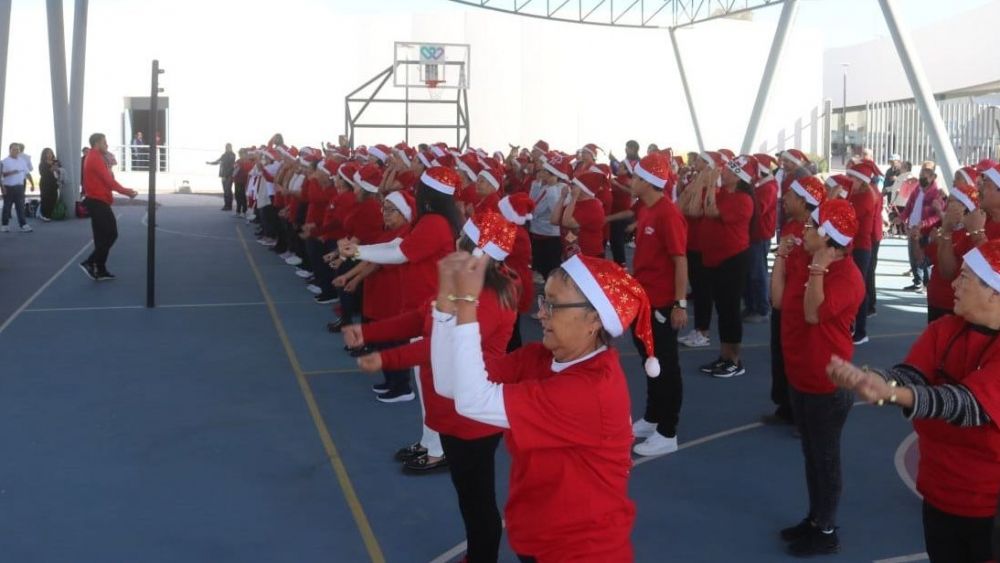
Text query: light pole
841 63 849 166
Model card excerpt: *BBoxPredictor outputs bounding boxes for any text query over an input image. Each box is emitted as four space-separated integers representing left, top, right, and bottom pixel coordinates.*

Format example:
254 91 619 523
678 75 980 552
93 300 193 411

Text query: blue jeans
1 184 26 227
908 236 930 287
744 240 770 316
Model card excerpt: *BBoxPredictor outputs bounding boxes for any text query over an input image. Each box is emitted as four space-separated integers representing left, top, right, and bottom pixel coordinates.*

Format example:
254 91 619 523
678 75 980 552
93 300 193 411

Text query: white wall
2 0 821 191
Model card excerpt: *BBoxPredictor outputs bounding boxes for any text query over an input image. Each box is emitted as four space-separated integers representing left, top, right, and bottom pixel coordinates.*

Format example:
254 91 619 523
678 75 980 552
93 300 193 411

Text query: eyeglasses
537 296 591 316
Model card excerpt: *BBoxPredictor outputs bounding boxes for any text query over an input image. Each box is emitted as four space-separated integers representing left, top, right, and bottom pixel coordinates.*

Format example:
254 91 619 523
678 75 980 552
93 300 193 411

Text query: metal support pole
147 60 163 309
822 99 833 167
740 0 799 154
669 27 704 151
878 0 959 182
841 65 848 165
46 0 74 198
0 0 12 144
65 0 88 206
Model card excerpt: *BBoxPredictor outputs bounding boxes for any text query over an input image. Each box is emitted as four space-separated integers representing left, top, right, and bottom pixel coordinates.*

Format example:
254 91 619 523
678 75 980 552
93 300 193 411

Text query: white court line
141 211 238 241
0 239 93 335
894 432 921 499
873 553 928 563
24 301 271 313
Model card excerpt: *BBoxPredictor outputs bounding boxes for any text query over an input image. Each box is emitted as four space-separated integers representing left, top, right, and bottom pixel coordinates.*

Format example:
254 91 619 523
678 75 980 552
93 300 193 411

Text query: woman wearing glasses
829 239 1000 563
432 253 657 562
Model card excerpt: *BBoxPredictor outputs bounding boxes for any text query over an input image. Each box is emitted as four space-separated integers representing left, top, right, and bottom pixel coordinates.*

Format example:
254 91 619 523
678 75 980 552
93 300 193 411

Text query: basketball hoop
426 79 445 101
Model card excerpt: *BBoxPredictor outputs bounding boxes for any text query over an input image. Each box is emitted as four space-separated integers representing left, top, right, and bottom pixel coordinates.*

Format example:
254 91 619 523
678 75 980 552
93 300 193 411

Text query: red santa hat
846 159 881 184
354 146 370 161
753 153 778 176
952 180 979 212
416 150 434 168
395 170 418 192
338 162 360 188
353 163 383 193
560 254 660 377
698 150 729 169
726 155 760 185
957 165 980 188
433 153 457 169
975 159 998 174
542 154 572 182
580 143 602 159
824 174 853 198
718 148 736 161
779 148 810 167
589 163 612 177
498 192 535 225
572 171 609 197
318 158 340 178
457 153 484 182
790 175 827 207
298 147 323 165
369 144 392 163
982 162 1000 190
420 166 462 196
462 211 517 261
532 140 549 153
963 240 1000 293
810 199 858 247
478 165 504 191
385 190 415 222
634 153 675 191
329 146 351 160
430 143 449 158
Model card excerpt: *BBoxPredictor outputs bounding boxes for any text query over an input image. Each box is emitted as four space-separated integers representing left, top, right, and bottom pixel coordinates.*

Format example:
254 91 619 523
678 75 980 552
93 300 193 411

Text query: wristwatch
672 300 687 309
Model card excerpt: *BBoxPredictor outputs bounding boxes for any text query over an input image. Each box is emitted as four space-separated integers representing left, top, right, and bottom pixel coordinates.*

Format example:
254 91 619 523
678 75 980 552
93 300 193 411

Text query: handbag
75 199 89 218
51 200 67 220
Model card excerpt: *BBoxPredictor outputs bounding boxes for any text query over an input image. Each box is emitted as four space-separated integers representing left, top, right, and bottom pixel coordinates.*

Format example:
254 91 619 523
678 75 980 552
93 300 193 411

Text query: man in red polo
80 132 138 281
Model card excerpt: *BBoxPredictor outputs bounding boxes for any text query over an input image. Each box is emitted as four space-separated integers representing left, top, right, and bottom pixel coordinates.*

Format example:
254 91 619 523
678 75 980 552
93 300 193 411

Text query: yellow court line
236 227 385 563
616 330 921 358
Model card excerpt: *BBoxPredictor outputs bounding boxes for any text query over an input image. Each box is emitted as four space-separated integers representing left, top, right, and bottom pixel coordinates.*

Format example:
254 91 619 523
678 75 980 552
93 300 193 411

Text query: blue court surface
0 194 932 562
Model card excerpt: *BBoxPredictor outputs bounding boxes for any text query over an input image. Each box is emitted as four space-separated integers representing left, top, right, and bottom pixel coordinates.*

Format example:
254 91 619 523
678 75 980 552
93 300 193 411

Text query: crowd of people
222 133 998 562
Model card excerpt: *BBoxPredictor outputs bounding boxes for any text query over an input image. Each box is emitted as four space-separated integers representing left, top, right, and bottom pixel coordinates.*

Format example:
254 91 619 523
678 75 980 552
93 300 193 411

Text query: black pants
688 250 713 332
707 251 749 344
440 433 503 563
516 557 537 563
852 248 872 340
40 183 59 218
261 202 279 238
769 309 793 420
928 305 952 325
867 240 880 312
632 305 682 437
336 259 363 320
530 234 561 280
221 178 233 209
234 182 248 214
922 501 994 563
608 219 628 266
789 387 853 530
83 199 118 270
1 184 26 227
363 327 411 394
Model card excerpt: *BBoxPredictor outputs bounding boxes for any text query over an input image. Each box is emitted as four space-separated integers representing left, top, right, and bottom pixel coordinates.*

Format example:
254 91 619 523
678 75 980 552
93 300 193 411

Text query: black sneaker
376 388 415 403
788 526 839 556
699 357 726 374
372 382 392 394
95 270 116 281
79 262 97 281
314 293 338 304
402 453 449 474
394 442 428 462
710 359 745 378
902 283 922 292
780 518 816 542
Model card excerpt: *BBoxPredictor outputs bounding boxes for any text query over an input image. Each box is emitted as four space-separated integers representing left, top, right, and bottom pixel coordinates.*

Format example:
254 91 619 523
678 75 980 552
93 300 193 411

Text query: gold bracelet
447 294 479 306
970 229 986 236
876 380 898 406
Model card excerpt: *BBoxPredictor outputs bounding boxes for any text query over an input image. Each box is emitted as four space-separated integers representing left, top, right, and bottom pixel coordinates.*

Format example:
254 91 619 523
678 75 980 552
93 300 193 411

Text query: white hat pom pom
645 357 661 378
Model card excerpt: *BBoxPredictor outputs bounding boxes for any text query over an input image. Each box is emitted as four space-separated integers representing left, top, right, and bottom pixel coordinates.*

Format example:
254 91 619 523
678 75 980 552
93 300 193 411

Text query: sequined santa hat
433 153 457 169
981 162 1000 190
825 174 853 199
779 148 810 167
957 165 980 188
560 254 661 377
457 153 484 182
395 170 418 192
726 155 760 185
634 152 675 191
572 171 609 197
963 240 1000 293
385 190 415 222
353 163 383 193
498 192 535 225
420 166 462 196
478 165 504 191
318 158 340 178
416 150 434 168
462 211 517 261
810 199 858 246
951 178 980 212
790 175 828 207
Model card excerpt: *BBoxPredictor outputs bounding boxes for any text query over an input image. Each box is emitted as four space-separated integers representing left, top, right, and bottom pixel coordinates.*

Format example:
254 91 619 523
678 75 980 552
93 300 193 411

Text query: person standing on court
1 143 32 232
207 143 236 211
80 133 137 281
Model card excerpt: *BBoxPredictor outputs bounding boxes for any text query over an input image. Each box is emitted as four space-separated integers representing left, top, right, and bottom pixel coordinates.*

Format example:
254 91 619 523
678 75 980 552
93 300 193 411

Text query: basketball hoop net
426 79 445 101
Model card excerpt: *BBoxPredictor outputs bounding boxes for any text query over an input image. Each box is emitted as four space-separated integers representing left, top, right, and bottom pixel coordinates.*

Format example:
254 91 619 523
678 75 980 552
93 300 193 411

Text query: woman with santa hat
829 239 1000 563
432 253 653 562
772 198 865 557
347 211 519 561
926 167 982 323
497 192 536 350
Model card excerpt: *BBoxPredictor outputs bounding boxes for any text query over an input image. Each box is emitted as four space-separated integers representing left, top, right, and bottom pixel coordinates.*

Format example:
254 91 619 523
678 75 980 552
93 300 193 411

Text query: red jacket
83 149 131 205
902 183 945 235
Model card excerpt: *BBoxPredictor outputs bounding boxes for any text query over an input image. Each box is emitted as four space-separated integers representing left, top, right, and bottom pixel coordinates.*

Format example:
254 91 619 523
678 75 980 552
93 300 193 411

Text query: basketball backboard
393 42 470 90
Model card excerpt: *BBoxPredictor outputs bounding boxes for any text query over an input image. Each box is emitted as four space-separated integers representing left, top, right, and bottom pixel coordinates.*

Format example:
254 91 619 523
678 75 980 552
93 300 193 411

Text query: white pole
669 28 705 152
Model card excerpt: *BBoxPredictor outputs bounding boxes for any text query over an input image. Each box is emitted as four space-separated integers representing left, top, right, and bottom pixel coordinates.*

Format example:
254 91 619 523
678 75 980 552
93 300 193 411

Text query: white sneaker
633 432 679 457
632 418 657 440
0 225 8 233
19 224 31 232
279 251 293 260
677 330 696 345
306 284 323 295
285 255 303 266
295 269 313 278
681 331 710 348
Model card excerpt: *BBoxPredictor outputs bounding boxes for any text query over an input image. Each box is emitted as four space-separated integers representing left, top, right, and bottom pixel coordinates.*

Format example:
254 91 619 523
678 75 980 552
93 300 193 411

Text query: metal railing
117 144 169 172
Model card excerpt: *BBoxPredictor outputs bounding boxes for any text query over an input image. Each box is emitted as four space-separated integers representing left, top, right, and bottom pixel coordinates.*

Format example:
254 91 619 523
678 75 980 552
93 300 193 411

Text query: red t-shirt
82 149 130 205
362 225 410 321
849 187 876 250
344 196 384 244
781 220 810 291
752 178 778 242
490 345 635 561
570 198 606 258
318 190 356 242
633 197 688 308
871 188 884 243
700 189 753 267
304 180 331 228
903 315 1000 517
986 218 1000 240
925 229 973 311
610 179 633 214
781 256 865 393
508 226 534 313
399 214 456 311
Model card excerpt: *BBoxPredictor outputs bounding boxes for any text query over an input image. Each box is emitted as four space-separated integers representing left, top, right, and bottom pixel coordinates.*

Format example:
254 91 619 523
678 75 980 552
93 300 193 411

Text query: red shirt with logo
633 197 688 308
